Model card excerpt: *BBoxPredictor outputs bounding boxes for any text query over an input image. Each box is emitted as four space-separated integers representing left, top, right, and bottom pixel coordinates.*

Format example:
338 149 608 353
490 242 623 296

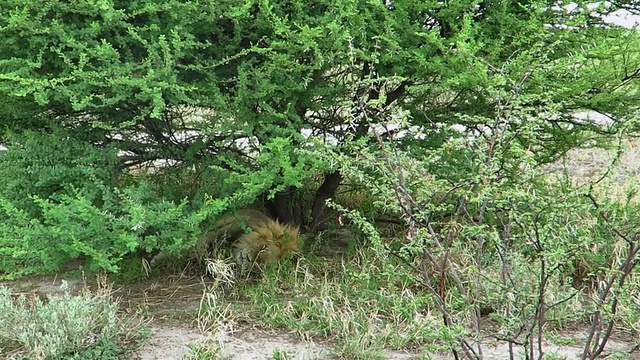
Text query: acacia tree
1 0 639 227
3 3 640 354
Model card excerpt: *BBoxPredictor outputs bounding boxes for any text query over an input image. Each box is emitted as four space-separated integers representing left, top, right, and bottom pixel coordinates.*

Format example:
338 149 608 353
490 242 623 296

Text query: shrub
0 281 149 359
0 130 226 278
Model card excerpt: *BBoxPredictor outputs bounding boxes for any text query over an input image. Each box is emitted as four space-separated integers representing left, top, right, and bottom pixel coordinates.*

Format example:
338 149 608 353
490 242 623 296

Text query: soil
3 275 638 360
134 326 637 360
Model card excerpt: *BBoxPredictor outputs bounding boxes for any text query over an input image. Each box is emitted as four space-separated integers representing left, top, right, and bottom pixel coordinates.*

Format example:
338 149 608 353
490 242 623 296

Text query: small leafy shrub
0 281 150 359
0 180 224 278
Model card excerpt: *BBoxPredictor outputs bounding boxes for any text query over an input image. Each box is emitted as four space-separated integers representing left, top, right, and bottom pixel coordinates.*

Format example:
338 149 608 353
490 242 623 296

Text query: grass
183 338 228 360
270 348 294 359
247 252 439 343
190 245 459 359
0 277 149 359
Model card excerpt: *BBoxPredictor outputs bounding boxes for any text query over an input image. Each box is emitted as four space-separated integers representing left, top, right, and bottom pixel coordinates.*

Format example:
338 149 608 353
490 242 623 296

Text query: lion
148 209 300 275
213 209 300 274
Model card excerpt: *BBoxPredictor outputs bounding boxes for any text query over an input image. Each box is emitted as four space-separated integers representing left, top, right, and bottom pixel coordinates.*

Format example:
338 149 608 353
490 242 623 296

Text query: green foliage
0 282 149 359
1 2 639 271
183 338 227 360
0 130 227 278
221 137 331 203
2 0 638 189
0 182 218 278
0 130 119 217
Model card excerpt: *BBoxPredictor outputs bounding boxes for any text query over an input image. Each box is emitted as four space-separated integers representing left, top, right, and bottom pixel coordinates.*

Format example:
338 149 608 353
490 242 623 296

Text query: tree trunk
309 170 342 233
264 170 342 231
265 187 303 226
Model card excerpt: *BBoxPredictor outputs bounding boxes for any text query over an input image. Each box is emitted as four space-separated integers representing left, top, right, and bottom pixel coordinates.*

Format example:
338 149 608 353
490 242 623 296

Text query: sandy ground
137 325 424 360
137 326 334 360
136 324 637 360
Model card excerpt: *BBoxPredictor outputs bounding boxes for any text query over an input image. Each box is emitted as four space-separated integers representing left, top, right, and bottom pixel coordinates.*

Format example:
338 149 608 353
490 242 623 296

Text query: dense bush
0 130 227 278
2 0 639 226
0 130 119 217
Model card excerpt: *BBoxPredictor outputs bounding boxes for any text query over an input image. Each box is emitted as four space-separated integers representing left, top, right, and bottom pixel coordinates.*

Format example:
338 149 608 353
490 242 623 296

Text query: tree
0 0 639 227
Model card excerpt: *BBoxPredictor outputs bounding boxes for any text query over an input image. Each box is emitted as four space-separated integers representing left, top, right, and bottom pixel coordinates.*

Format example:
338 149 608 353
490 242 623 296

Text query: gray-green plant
0 281 149 359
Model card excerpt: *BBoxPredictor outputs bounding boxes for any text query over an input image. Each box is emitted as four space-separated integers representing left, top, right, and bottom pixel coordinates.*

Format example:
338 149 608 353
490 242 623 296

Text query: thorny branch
368 118 480 360
581 193 640 360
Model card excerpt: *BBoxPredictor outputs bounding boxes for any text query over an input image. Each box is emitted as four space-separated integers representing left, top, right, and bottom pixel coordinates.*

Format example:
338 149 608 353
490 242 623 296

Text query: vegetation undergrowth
191 136 640 359
241 251 445 358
